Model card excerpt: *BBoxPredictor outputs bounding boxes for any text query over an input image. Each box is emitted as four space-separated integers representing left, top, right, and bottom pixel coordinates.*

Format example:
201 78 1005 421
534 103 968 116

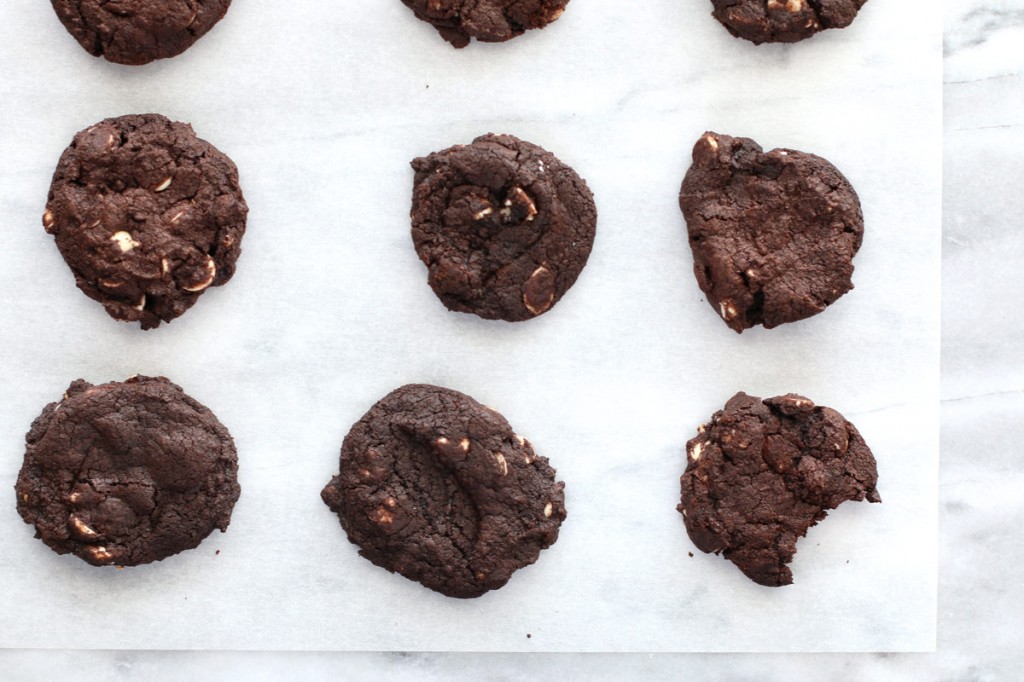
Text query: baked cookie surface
678 392 880 586
411 133 596 322
50 0 234 65
710 0 868 45
401 0 569 48
16 376 241 567
680 132 862 332
321 384 566 598
44 114 248 330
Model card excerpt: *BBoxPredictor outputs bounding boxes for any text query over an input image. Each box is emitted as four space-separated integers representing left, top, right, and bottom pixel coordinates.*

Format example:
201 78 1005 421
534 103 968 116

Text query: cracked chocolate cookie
411 133 596 321
678 392 880 586
679 132 863 332
51 0 234 65
15 376 240 567
44 114 248 330
321 384 566 598
401 0 569 48
710 0 868 45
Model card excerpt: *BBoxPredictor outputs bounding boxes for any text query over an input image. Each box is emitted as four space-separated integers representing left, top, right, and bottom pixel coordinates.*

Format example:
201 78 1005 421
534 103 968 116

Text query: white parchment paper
0 1 939 652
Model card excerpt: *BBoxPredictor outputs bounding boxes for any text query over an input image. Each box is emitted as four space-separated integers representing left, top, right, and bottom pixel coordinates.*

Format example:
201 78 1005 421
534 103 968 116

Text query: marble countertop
1 0 1019 677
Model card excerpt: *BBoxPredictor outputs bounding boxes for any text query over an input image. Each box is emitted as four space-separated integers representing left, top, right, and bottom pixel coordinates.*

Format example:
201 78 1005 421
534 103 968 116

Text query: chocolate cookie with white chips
44 114 247 329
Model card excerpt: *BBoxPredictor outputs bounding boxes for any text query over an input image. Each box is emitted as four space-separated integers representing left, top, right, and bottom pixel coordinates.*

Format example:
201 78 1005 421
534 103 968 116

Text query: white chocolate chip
777 395 813 410
494 453 508 476
768 0 803 11
69 516 99 539
514 434 526 447
42 209 55 230
434 436 450 447
161 258 171 275
719 300 737 321
89 546 114 562
523 265 555 315
543 502 553 518
473 207 494 220
689 441 705 461
182 257 216 292
154 177 172 192
510 186 538 222
371 507 394 525
132 296 146 312
110 231 140 253
458 438 470 453
703 133 719 151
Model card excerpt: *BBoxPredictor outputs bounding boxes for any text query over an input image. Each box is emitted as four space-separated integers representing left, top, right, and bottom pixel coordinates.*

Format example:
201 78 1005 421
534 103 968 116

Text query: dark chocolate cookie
411 133 596 322
710 0 868 45
401 0 569 48
15 376 240 567
51 0 234 65
679 132 863 332
321 384 566 598
44 114 248 330
678 392 880 586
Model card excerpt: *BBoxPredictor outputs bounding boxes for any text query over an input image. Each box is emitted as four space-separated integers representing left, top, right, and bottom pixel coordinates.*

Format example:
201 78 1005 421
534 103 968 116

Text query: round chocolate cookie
44 114 248 330
709 0 868 45
321 384 566 598
15 376 241 567
401 0 569 48
50 0 234 65
678 392 880 587
679 132 863 333
411 133 596 322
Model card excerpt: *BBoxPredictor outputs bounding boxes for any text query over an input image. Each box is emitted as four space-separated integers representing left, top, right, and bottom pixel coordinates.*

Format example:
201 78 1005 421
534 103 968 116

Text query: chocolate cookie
678 392 880 586
50 0 234 65
15 376 240 567
44 114 248 330
710 0 868 45
679 132 863 332
321 384 566 598
401 0 569 48
411 134 596 322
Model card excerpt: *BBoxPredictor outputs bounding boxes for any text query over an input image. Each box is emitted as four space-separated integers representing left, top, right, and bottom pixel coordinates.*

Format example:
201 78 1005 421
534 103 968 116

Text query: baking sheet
0 1 939 651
